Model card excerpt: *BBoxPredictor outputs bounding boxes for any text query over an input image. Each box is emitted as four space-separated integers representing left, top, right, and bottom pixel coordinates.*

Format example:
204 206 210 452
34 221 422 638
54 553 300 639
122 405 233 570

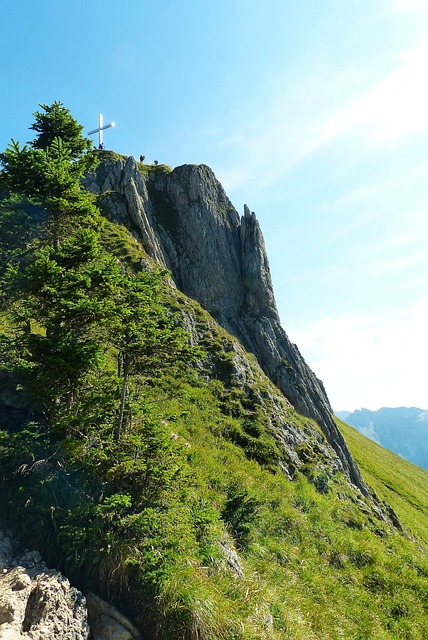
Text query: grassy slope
143 377 428 639
75 221 428 638
2 214 428 639
338 418 428 547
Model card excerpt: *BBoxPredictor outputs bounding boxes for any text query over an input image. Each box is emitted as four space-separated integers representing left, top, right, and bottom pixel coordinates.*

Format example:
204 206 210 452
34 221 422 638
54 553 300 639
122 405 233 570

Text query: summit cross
88 114 116 149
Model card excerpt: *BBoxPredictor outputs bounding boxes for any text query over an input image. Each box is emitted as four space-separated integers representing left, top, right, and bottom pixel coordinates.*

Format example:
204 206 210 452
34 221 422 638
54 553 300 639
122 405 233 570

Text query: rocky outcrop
0 531 89 640
0 531 141 640
85 155 368 495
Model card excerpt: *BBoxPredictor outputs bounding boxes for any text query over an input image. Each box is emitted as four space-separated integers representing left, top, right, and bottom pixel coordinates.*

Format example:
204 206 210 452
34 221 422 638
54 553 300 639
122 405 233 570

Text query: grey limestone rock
0 531 141 640
85 156 166 267
86 592 141 640
218 539 245 579
86 158 368 495
0 531 89 640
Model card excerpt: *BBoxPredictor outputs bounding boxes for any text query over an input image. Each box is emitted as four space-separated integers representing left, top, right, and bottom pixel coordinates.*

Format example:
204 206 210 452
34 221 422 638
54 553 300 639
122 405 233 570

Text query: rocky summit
85 155 366 494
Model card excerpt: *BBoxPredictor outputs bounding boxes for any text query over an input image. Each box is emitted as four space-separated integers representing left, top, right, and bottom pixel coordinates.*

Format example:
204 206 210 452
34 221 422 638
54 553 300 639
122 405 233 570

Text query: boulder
0 531 141 640
0 532 89 640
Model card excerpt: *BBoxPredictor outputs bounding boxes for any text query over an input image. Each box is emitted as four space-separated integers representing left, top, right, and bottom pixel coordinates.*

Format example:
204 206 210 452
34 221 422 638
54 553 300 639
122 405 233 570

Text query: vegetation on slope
338 417 428 547
0 104 428 640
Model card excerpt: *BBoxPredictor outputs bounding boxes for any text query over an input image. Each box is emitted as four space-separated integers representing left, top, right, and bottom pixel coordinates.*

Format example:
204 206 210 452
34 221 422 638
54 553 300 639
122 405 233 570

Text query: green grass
99 217 154 269
338 417 428 547
130 377 428 639
7 327 428 638
137 162 173 177
2 197 428 639
94 149 127 164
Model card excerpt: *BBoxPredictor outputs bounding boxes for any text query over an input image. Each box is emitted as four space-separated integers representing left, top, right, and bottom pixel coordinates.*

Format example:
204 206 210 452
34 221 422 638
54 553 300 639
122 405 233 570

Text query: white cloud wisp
218 37 428 195
290 297 428 411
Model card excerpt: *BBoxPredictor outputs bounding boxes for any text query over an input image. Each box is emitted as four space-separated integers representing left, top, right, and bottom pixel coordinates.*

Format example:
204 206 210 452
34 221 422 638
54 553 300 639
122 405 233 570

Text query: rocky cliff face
85 155 367 495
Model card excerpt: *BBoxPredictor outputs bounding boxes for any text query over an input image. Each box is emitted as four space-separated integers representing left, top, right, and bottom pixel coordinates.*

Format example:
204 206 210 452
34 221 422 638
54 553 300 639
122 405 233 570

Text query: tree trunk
116 354 129 442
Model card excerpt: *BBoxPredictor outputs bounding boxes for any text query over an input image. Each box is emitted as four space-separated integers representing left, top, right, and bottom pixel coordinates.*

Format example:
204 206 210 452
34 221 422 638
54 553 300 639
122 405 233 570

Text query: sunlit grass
338 417 428 546
2 194 428 638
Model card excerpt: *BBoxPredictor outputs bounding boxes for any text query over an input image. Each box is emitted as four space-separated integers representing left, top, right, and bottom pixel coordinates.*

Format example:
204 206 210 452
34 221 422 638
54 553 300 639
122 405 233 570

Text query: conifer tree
112 269 198 441
0 103 117 416
0 102 199 437
30 101 93 160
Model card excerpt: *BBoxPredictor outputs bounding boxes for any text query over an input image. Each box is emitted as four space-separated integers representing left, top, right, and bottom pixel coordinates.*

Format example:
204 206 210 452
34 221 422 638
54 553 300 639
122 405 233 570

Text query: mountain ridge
84 153 367 495
337 406 428 471
1 110 428 638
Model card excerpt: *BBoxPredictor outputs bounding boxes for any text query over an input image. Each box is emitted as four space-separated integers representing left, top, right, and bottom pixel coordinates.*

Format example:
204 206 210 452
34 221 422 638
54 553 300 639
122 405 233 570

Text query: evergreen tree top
29 101 93 159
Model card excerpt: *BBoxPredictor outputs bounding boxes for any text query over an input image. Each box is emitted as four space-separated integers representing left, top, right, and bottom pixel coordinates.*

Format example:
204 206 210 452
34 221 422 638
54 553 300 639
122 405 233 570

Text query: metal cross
88 114 116 148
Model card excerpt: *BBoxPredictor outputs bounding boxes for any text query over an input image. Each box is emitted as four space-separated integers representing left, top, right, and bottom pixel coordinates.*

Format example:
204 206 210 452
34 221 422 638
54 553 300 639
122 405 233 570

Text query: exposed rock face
86 593 141 640
0 531 89 640
0 531 141 640
85 156 368 495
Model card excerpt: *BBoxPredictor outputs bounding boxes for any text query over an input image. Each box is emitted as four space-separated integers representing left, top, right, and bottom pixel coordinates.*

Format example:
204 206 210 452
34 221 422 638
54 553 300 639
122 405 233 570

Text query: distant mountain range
336 407 428 471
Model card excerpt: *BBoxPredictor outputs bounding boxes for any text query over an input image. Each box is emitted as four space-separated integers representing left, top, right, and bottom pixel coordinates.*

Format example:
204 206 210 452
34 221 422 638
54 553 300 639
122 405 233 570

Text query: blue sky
2 0 428 411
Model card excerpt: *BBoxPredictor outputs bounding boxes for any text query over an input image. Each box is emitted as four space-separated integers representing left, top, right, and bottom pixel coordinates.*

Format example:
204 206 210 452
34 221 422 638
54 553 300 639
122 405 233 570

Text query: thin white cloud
321 41 428 147
394 0 428 10
363 250 428 276
217 37 428 195
290 297 428 411
318 181 394 212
